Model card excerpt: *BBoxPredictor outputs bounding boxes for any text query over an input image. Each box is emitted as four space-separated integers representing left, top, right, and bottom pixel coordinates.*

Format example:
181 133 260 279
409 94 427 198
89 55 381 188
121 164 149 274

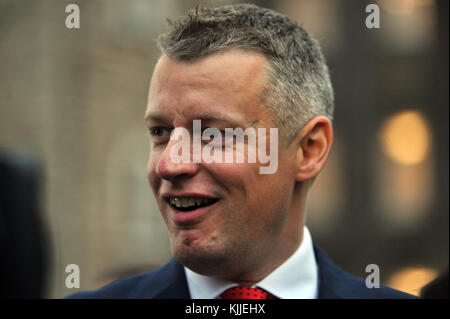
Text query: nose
155 134 199 181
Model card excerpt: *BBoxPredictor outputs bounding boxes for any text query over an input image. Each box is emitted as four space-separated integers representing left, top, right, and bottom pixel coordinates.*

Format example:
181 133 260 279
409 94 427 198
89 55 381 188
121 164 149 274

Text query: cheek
208 162 260 191
207 162 265 220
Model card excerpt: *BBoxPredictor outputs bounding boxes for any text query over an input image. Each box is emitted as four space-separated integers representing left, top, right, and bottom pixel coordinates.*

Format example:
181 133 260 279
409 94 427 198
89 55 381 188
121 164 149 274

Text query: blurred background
0 0 448 298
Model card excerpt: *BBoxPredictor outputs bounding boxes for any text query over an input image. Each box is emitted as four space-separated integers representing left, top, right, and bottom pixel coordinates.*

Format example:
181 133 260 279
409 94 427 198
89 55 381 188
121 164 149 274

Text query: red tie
220 286 277 299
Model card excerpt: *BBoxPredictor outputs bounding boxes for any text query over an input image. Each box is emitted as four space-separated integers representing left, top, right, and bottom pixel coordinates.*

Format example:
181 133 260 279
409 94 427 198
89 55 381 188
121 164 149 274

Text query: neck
226 183 308 286
233 230 304 286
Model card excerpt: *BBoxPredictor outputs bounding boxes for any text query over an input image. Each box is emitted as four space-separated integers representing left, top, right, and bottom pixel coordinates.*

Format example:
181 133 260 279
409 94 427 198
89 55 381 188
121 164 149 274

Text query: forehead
145 50 270 125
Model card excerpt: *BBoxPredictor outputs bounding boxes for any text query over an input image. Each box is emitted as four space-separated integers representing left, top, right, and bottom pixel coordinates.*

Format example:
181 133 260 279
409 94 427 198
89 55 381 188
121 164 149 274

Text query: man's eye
149 127 171 146
201 128 226 145
149 127 171 139
202 127 225 136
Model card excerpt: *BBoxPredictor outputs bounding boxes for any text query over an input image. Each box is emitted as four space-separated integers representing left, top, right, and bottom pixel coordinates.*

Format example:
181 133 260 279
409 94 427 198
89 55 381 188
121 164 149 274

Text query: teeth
168 197 213 208
182 198 194 207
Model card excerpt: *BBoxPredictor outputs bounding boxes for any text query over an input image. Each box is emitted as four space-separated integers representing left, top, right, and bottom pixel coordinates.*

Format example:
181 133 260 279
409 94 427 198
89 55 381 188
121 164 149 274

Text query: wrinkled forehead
145 51 270 126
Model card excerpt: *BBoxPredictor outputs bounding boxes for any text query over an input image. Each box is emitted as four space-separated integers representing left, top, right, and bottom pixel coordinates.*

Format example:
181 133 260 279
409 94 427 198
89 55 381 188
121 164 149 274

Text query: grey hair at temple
157 3 334 145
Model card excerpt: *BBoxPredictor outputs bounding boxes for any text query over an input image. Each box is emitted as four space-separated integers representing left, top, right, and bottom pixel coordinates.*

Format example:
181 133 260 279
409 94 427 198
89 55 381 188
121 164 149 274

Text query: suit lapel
153 259 191 299
154 262 190 298
313 244 347 299
130 258 190 298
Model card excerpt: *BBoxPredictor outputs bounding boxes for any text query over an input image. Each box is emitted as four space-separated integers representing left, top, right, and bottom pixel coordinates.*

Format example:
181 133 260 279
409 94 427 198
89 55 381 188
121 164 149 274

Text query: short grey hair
157 3 334 144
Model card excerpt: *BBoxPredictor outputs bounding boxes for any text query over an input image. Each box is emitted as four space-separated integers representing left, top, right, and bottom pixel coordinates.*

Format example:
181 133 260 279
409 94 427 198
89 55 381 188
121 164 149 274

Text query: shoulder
313 244 419 299
325 265 418 299
65 258 189 299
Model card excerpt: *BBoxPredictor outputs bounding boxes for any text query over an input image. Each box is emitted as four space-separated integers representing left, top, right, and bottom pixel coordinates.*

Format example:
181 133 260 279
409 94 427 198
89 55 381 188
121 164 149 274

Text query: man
68 4 415 299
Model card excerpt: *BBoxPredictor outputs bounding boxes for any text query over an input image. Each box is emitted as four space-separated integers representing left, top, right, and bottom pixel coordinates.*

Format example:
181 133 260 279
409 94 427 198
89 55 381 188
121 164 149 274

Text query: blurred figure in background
0 151 49 298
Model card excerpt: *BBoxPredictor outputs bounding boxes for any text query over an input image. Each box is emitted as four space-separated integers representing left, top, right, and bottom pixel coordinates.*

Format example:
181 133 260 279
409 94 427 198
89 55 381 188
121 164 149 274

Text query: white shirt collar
184 226 318 299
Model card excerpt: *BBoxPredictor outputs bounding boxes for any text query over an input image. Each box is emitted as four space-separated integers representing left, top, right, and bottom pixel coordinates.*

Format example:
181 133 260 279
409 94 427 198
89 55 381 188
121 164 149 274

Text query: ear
294 116 333 182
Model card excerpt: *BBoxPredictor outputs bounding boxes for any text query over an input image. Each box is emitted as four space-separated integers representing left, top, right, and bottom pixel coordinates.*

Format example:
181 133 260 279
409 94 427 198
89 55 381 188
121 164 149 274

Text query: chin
171 236 230 277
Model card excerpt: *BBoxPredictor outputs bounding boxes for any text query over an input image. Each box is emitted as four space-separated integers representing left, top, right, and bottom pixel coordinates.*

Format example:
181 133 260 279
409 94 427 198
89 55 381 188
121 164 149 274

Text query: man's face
145 50 300 279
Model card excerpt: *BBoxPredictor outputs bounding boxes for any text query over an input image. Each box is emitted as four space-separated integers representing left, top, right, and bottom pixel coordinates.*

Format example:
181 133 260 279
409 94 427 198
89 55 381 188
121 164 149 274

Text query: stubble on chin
170 229 234 277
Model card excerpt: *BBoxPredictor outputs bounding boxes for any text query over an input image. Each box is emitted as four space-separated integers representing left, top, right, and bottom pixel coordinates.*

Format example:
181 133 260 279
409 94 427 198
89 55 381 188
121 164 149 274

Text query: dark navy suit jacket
67 244 417 299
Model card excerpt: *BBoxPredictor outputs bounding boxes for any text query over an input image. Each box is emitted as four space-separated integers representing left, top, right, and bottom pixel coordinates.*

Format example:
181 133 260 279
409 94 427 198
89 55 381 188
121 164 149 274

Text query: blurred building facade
0 0 447 298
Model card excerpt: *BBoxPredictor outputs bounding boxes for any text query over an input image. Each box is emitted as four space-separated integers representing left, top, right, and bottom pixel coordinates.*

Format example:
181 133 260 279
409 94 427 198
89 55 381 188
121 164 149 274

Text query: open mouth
166 196 219 212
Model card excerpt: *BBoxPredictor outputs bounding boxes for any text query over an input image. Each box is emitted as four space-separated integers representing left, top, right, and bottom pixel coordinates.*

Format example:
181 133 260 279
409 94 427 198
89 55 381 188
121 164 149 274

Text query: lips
167 196 219 212
162 193 220 224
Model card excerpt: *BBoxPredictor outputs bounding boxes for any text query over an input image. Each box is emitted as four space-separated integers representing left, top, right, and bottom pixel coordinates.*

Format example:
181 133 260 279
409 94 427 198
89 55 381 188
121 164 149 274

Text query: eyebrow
196 113 243 127
144 112 168 125
144 111 244 127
